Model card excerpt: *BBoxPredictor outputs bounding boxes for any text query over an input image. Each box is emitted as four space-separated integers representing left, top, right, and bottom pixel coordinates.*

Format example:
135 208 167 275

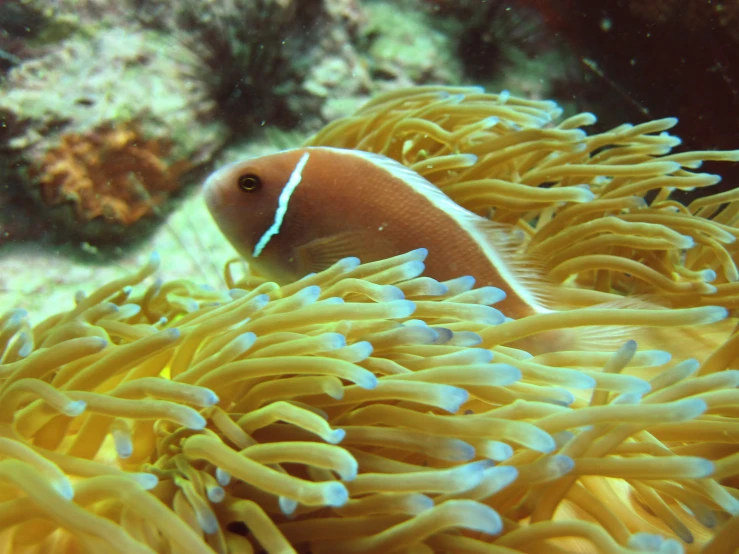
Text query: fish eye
237 173 261 192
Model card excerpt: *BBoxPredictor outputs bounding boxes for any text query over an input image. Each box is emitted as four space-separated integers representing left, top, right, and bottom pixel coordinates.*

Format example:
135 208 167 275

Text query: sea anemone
0 246 737 553
306 86 739 318
2 86 739 552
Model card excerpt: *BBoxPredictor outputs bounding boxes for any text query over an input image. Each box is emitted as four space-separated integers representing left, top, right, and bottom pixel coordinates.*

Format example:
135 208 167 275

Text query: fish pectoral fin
293 231 396 274
469 217 560 311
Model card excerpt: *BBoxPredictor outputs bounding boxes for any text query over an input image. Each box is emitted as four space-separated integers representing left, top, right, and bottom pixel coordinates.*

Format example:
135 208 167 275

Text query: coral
130 0 373 135
132 0 465 132
31 122 190 236
0 28 220 154
359 1 462 86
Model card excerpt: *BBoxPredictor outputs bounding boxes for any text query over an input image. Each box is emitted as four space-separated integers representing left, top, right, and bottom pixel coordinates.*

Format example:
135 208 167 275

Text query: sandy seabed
0 193 239 324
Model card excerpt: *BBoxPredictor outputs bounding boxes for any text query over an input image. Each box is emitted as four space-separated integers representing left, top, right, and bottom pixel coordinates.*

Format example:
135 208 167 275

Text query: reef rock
0 27 224 246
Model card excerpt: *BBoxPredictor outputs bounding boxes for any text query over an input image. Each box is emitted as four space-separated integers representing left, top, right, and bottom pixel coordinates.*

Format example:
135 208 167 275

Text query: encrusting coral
0 27 223 245
1 86 739 553
31 122 191 236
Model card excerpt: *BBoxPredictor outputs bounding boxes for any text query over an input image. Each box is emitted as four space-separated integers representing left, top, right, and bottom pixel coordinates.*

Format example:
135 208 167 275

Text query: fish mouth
202 177 219 214
202 193 223 231
202 163 235 214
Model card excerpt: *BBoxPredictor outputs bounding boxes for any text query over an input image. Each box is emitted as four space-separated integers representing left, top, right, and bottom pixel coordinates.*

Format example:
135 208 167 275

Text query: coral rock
32 122 190 233
0 28 224 247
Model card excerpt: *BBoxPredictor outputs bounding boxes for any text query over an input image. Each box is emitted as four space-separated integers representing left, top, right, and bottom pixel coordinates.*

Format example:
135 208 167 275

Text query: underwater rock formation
138 0 463 131
31 123 192 238
0 27 223 245
0 0 473 251
359 2 461 88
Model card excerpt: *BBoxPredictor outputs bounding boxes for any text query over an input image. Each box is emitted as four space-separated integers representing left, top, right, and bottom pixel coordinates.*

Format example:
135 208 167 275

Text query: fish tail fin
505 295 733 363
560 297 733 364
625 319 736 365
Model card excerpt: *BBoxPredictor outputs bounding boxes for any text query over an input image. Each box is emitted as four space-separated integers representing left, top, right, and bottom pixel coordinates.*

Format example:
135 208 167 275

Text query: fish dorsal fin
329 147 558 313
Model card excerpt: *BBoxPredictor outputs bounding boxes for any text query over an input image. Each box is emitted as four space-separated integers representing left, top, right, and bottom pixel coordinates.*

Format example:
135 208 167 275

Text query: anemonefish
203 145 737 358
204 146 574 338
204 146 733 365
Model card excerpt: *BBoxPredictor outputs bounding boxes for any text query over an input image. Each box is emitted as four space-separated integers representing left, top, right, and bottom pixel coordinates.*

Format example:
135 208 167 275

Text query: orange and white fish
204 147 554 322
203 146 729 356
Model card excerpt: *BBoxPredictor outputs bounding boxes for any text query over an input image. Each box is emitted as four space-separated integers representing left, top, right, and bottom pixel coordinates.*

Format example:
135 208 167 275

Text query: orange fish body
204 146 550 322
204 146 734 357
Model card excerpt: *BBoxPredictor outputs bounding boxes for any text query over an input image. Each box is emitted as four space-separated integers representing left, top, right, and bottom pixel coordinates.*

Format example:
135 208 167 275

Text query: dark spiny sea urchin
421 0 553 82
143 0 328 137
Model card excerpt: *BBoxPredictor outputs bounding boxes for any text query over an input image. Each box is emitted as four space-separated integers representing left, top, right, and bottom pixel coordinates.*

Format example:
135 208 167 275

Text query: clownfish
203 146 730 356
202 147 572 346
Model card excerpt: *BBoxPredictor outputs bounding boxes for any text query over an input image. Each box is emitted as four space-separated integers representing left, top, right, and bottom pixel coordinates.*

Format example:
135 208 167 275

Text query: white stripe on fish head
253 152 311 258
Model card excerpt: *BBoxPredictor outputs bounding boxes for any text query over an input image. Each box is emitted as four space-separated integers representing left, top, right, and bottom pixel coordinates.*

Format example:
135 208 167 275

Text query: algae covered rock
0 27 225 246
361 1 462 86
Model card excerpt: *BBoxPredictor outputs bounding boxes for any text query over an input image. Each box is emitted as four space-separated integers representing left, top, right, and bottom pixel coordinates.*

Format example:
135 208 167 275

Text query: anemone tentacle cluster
0 247 734 553
1 87 739 552
307 86 739 315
